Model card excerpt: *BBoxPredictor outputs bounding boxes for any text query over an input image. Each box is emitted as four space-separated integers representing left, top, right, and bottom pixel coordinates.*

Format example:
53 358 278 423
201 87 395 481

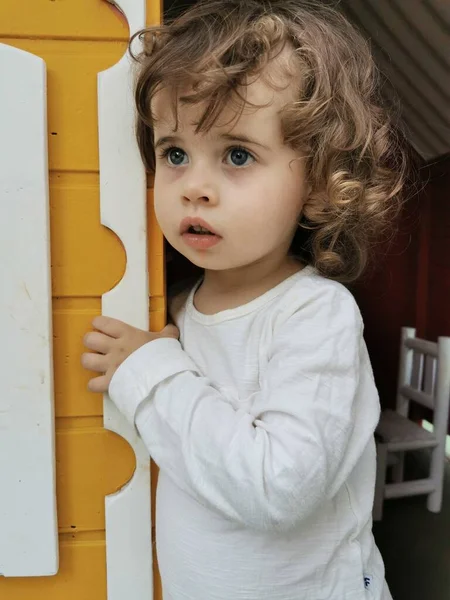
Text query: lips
179 216 220 236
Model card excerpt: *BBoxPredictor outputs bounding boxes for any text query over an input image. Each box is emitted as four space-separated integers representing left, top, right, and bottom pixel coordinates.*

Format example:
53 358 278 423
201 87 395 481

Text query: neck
201 254 302 297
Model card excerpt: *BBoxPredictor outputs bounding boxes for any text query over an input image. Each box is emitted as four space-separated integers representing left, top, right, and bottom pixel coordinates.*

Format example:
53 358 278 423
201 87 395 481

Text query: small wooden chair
373 327 450 521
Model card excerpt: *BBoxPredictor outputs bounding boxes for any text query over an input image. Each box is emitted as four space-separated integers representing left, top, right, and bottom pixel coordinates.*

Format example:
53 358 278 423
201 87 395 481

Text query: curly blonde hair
131 0 410 282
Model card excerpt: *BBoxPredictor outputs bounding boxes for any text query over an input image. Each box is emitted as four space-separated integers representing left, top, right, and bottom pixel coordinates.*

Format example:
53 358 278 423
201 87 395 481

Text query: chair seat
376 409 436 444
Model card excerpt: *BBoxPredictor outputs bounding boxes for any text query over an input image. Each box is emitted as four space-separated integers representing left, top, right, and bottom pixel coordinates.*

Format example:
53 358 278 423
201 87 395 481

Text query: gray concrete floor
373 457 450 600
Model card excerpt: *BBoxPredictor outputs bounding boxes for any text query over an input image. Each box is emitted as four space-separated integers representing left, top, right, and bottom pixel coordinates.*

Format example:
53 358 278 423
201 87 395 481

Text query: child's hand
81 316 179 393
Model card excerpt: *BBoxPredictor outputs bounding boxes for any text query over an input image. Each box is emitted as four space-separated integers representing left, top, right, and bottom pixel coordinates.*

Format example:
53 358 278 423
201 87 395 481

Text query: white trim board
0 43 58 577
98 2 153 599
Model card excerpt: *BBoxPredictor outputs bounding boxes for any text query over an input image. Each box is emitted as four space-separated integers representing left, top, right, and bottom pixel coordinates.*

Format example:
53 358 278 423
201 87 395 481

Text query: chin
181 249 237 271
193 253 261 272
185 253 231 270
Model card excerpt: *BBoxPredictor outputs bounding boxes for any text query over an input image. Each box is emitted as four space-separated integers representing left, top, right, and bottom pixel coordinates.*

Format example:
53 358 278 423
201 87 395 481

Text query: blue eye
162 147 188 166
227 147 254 167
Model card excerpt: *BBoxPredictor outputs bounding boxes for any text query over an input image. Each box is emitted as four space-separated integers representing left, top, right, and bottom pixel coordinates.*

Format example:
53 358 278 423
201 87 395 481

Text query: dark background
164 0 196 19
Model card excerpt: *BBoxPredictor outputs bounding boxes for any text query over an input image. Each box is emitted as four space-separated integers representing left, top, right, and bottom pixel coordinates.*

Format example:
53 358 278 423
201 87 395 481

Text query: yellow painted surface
0 1 164 598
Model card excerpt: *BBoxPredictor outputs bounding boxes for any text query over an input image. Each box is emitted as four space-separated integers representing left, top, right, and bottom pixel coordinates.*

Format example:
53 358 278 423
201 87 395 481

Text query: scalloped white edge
0 43 58 577
98 2 153 598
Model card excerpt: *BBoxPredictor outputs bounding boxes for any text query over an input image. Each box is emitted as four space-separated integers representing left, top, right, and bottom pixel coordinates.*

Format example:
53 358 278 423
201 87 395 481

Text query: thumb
159 324 180 339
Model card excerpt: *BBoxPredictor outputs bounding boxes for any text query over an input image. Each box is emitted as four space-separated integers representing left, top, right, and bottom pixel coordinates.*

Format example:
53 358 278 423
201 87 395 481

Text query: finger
83 331 113 354
81 352 109 373
87 374 110 394
92 315 126 339
160 324 180 339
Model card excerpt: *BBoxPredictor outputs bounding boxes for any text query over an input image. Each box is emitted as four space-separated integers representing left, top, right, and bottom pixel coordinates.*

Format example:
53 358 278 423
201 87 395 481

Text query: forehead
151 48 299 136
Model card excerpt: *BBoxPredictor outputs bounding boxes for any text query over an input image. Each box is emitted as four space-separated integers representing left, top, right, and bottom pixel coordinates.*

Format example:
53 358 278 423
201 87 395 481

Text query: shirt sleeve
109 289 374 532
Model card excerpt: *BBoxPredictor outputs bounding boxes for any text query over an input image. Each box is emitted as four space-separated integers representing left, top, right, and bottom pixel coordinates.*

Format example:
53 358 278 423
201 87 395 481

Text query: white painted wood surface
98 2 153 599
0 44 58 576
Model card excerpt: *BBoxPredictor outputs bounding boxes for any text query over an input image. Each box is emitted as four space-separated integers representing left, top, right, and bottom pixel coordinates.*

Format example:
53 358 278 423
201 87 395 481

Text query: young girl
82 1 408 598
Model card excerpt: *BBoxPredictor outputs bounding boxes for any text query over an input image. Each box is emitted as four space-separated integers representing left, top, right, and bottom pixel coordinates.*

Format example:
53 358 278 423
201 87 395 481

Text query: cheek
269 165 305 225
234 171 304 232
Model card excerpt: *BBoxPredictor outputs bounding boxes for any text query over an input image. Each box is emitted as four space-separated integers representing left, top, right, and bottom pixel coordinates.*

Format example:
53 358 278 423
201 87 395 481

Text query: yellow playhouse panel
0 1 164 598
1 542 108 599
49 173 126 298
0 0 129 40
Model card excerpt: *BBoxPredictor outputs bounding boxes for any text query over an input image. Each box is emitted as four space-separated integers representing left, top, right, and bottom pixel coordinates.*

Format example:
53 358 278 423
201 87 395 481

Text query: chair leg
373 443 388 521
427 445 445 513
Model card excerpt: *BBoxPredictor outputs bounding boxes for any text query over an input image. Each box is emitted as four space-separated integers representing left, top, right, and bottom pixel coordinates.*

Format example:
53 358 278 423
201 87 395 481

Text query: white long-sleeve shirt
109 266 392 600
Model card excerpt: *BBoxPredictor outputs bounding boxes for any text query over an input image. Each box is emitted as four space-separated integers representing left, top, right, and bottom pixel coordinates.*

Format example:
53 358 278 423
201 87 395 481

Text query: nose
182 169 219 206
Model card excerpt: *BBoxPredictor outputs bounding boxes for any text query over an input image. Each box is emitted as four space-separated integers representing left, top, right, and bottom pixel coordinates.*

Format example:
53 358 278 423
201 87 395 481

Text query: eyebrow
154 133 270 150
154 135 182 150
220 133 270 150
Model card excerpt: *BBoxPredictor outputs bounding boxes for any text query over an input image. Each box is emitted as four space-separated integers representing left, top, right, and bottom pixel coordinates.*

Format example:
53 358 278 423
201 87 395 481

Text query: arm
109 290 373 532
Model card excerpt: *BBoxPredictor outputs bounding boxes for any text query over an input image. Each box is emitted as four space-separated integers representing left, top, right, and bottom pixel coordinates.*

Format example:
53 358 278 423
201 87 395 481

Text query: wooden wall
418 156 450 341
0 2 164 598
353 155 450 421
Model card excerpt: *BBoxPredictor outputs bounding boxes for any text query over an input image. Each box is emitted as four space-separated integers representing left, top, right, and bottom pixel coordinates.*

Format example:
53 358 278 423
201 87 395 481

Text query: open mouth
187 225 215 235
181 223 222 249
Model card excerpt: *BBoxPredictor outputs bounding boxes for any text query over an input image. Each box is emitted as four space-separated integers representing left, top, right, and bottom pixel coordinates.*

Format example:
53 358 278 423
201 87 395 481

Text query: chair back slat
411 351 424 389
396 327 415 417
424 355 437 396
433 338 450 439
